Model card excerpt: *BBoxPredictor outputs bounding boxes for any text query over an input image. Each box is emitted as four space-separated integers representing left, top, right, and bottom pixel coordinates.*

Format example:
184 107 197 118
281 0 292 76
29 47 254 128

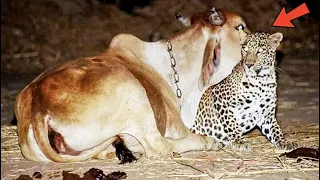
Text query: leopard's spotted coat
192 31 297 151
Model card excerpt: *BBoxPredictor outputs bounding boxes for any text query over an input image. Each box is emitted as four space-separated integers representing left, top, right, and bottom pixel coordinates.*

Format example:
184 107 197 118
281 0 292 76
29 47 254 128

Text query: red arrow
272 3 310 28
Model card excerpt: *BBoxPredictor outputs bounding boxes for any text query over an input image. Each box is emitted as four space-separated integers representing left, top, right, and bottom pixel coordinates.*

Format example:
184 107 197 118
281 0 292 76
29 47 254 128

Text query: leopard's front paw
230 140 252 152
275 140 298 150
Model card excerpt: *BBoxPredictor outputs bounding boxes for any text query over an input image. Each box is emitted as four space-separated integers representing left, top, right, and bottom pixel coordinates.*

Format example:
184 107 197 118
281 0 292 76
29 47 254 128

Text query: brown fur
15 9 250 162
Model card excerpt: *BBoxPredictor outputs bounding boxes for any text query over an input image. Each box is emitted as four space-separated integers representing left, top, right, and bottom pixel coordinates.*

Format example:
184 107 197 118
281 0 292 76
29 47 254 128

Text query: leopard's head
241 32 283 75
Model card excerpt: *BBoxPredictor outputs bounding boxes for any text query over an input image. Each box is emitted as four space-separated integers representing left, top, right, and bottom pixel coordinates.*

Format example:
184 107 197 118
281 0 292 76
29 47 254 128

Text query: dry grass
1 124 318 179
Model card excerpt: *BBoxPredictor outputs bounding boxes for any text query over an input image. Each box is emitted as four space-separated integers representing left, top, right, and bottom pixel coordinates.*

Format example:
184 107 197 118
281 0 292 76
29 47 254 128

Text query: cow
14 7 250 162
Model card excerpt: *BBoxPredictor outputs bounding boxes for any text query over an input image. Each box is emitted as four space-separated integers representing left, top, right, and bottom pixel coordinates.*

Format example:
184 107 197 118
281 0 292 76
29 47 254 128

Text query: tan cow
14 8 250 162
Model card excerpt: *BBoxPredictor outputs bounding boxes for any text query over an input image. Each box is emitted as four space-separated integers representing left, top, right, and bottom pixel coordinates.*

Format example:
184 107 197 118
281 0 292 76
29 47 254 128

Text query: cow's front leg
166 129 223 153
127 110 178 158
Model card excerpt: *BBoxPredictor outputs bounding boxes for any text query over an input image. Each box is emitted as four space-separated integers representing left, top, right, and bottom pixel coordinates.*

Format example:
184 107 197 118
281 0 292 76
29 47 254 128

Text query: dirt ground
1 0 319 179
1 59 319 180
1 125 319 180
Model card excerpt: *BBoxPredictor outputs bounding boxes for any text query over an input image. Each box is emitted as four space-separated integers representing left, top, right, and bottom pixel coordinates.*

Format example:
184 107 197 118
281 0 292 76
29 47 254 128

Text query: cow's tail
15 85 38 161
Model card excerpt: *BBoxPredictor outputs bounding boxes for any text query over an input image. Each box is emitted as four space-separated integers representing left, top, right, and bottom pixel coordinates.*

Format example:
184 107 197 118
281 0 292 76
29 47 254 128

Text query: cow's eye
236 24 245 31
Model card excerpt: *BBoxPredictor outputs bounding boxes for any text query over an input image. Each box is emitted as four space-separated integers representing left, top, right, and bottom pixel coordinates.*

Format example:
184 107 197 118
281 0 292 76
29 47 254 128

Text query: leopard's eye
236 24 244 31
243 46 249 52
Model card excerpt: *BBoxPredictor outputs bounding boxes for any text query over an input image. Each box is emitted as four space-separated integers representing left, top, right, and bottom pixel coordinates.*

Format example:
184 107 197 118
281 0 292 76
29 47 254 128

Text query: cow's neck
144 24 209 128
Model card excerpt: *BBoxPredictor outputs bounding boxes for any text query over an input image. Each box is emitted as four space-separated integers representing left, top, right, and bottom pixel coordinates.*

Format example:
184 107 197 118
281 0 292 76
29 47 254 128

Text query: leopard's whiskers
275 66 288 76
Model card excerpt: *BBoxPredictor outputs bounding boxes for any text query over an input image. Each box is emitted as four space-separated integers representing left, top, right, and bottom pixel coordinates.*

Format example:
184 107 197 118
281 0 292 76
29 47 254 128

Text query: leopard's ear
267 32 283 52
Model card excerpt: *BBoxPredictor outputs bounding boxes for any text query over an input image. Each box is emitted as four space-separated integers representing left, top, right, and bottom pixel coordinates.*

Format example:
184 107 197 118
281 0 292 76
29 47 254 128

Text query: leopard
191 31 297 151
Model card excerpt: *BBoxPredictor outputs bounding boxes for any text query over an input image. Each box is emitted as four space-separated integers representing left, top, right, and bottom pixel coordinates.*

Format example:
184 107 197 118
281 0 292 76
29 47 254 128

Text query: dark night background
1 0 319 124
1 0 318 74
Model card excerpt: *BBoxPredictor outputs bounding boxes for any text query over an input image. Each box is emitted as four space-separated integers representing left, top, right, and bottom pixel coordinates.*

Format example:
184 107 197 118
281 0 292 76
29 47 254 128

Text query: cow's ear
175 13 191 26
200 39 219 88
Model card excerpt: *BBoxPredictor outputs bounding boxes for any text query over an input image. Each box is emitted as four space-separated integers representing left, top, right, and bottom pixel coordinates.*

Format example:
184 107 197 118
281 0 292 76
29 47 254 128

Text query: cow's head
177 7 250 87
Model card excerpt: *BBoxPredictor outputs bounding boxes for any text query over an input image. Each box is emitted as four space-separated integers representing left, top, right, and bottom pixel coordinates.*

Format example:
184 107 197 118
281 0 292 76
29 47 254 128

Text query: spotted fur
192 32 297 151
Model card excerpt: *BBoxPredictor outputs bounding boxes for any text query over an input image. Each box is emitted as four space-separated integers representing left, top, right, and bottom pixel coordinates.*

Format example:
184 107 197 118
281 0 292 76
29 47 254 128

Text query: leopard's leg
257 109 297 150
220 111 252 151
227 122 252 151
